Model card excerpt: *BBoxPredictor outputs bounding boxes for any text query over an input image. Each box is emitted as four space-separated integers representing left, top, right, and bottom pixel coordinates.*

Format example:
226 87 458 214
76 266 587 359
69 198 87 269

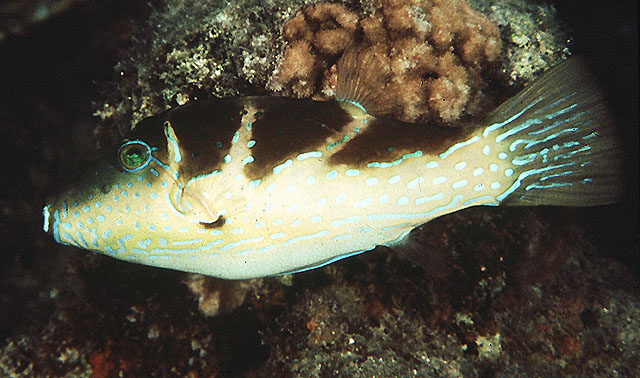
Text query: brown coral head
270 0 503 123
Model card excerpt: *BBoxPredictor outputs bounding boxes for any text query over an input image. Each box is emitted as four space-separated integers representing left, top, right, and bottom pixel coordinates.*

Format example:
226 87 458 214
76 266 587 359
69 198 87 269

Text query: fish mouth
42 201 81 248
43 203 53 234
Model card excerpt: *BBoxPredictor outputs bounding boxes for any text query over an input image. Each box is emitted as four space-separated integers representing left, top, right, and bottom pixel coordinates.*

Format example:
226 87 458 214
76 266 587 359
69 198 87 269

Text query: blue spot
105 206 112 212
397 196 409 206
102 229 111 238
159 238 167 247
148 224 156 231
326 134 349 150
415 193 444 205
246 122 253 131
95 201 101 208
161 181 167 188
150 168 159 176
161 213 167 219
232 131 239 143
297 151 322 160
258 245 275 253
326 171 338 180
76 221 83 229
137 239 151 249
247 140 256 148
133 192 139 198
224 155 232 163
426 161 438 168
73 211 80 218
83 205 90 213
283 230 329 246
433 176 447 185
144 204 149 212
125 205 130 213
88 194 93 200
115 184 119 189
113 195 118 202
249 179 261 189
96 215 105 222
306 176 316 186
122 191 128 197
116 219 122 226
345 169 360 177
439 136 479 159
73 201 78 207
242 156 254 165
127 182 132 188
87 218 93 224
365 177 379 186
151 193 158 200
273 159 292 175
389 175 401 184
455 162 467 171
135 221 140 230
146 182 152 188
138 176 143 182
310 215 322 223
163 225 171 231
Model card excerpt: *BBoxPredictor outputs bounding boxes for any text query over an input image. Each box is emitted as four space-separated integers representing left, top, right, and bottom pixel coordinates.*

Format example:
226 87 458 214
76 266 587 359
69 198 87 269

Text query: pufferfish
43 50 622 279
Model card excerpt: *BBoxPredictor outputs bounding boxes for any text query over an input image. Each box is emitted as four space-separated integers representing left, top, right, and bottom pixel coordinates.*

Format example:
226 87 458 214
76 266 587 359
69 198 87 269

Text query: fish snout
42 202 55 235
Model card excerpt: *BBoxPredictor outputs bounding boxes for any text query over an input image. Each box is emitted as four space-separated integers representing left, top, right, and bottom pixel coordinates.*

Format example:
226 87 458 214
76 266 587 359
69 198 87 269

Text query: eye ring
118 140 152 172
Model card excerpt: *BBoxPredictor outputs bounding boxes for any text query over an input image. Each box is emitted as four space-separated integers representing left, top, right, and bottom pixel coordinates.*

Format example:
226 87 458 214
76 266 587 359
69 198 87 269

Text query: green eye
118 140 152 172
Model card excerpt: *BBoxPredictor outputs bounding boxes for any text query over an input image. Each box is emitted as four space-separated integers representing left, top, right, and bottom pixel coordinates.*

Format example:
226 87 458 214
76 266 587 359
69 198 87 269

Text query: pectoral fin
162 121 220 224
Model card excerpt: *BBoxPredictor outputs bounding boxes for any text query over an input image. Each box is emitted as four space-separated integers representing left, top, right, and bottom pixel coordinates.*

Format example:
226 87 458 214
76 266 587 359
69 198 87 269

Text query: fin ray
486 58 623 206
336 47 396 117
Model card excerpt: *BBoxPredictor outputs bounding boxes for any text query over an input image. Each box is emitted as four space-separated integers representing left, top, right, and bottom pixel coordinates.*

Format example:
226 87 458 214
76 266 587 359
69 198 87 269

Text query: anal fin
384 223 449 278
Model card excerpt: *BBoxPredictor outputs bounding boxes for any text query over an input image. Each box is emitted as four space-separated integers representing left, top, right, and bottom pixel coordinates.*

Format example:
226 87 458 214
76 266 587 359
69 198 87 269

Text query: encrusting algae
268 0 502 123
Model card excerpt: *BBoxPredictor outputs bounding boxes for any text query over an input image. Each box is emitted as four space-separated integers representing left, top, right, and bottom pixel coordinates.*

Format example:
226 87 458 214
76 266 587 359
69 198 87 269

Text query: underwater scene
0 0 638 376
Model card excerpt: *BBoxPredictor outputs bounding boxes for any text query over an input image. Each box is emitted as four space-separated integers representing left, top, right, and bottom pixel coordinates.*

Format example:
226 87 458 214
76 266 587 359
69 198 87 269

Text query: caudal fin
485 58 623 207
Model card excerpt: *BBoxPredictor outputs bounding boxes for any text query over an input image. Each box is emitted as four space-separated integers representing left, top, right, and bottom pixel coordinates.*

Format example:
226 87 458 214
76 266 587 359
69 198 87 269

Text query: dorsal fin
335 47 397 117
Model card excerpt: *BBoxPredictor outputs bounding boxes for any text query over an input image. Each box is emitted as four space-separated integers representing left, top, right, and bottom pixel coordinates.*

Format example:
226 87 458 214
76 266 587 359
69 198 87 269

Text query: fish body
43 55 622 279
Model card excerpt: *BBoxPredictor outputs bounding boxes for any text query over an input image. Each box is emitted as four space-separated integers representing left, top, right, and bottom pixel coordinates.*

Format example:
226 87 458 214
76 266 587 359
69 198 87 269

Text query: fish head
42 109 235 273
